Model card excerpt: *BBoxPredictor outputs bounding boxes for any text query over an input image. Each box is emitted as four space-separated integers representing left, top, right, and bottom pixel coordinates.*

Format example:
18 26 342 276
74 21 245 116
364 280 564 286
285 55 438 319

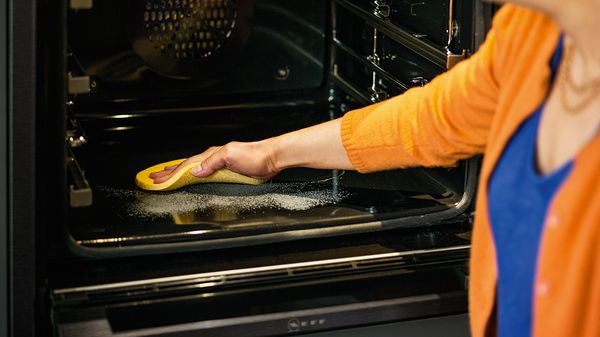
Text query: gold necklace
558 44 600 113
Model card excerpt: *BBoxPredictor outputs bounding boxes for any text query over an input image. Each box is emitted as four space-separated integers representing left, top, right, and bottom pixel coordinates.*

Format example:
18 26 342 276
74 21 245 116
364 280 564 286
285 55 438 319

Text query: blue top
488 36 572 337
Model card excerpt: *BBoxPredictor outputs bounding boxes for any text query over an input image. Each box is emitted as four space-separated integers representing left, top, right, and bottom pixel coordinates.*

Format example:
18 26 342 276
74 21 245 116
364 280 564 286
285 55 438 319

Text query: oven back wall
68 0 328 106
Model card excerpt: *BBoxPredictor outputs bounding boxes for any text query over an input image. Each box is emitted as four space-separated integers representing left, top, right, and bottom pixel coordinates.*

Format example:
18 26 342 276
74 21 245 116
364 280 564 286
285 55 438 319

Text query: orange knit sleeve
341 7 510 173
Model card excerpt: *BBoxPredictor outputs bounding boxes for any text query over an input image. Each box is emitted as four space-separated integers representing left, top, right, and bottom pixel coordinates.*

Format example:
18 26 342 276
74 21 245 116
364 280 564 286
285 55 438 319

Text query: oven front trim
52 244 469 298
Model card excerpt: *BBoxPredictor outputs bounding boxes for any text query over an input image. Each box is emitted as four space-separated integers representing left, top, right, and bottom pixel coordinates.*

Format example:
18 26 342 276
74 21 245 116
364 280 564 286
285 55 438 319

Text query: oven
6 0 495 336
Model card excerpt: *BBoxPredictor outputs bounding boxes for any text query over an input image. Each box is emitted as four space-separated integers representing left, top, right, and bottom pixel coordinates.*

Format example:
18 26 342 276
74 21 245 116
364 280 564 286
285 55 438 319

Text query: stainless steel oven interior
41 0 494 336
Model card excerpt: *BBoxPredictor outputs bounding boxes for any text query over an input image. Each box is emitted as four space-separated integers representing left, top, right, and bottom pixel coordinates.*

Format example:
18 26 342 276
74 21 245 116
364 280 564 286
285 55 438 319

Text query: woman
150 0 600 336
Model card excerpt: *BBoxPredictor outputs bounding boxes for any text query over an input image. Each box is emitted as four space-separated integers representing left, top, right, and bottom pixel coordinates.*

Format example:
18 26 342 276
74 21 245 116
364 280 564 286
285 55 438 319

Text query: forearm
267 118 355 171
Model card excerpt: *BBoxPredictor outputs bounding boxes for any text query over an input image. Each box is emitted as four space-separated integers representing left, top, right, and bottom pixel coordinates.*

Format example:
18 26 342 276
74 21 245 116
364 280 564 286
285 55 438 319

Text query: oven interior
61 0 481 257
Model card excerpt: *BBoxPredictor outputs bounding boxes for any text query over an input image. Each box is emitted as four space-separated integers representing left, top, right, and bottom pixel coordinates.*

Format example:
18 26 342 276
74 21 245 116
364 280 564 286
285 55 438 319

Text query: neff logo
287 317 327 332
288 318 300 332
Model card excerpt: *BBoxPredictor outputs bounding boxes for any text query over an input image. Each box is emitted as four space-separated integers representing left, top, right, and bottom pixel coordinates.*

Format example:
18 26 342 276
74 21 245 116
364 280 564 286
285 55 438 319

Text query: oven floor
67 113 463 254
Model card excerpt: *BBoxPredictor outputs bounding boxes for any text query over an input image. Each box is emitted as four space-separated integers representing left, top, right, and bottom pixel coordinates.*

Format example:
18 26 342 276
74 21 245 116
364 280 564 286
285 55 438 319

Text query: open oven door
51 229 471 337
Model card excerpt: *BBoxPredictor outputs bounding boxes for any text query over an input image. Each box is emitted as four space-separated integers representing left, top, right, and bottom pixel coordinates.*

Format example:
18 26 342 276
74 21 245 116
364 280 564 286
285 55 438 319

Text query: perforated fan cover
143 0 238 60
131 0 253 79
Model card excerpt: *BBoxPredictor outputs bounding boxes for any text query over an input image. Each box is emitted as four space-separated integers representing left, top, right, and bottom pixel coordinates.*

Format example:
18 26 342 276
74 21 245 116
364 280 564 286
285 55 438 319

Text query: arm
152 7 510 183
342 20 502 172
270 118 353 170
151 118 353 183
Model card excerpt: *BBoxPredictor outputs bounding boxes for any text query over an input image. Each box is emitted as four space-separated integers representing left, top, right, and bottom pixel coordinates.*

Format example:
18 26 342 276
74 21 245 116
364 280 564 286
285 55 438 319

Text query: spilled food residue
99 182 347 219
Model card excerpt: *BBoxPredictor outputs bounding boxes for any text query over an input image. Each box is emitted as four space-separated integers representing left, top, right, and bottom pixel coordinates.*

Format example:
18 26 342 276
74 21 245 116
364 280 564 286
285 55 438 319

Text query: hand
149 140 279 184
150 118 354 184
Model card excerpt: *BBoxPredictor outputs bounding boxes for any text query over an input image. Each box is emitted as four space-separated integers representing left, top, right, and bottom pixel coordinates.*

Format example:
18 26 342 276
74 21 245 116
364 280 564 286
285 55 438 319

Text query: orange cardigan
341 5 599 337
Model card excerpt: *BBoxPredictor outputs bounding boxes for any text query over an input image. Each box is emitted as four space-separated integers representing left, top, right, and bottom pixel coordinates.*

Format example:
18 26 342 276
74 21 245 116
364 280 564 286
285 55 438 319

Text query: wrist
263 133 297 172
257 137 285 174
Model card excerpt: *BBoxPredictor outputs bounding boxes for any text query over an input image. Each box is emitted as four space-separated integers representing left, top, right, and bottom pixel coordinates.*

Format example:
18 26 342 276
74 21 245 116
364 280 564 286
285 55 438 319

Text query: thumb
190 153 225 177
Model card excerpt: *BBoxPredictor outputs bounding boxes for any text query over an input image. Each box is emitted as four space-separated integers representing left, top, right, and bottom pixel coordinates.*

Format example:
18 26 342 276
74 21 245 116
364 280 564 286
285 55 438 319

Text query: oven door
51 225 471 337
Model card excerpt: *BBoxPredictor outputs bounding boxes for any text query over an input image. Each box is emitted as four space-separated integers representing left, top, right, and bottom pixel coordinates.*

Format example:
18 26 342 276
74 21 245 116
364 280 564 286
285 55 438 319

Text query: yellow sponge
135 158 264 191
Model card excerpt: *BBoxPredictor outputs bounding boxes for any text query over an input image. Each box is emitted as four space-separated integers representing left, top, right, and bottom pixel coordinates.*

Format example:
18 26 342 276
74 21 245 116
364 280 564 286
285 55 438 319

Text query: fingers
150 164 183 183
187 141 277 180
190 148 228 178
152 168 179 184
149 165 177 179
152 147 221 184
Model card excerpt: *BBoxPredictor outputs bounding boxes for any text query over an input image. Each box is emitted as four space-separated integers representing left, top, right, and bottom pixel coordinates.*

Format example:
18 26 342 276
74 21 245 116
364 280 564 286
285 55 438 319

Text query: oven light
110 114 137 119
188 230 209 235
106 126 135 131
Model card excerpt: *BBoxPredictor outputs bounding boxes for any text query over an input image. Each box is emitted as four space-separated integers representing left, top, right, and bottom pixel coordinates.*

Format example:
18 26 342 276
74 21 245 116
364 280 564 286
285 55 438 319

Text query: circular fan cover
143 0 237 60
131 0 253 79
